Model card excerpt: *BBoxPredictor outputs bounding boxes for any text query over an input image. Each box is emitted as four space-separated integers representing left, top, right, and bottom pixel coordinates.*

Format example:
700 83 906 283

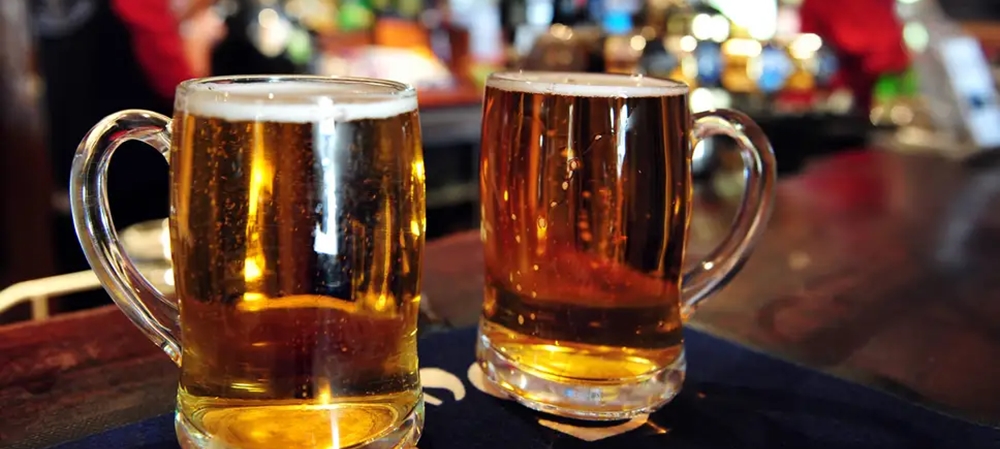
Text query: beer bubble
567 158 582 171
537 217 548 229
561 181 569 190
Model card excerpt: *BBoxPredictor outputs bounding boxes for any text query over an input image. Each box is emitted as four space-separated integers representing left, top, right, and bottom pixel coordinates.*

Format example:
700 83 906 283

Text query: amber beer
68 77 427 449
478 72 693 419
478 72 776 420
162 81 426 449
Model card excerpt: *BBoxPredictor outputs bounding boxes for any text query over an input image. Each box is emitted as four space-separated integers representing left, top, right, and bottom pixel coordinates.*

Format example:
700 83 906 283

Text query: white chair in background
0 270 102 321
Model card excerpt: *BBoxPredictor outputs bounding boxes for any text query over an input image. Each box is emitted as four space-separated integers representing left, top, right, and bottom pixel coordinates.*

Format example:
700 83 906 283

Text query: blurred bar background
3 0 1000 321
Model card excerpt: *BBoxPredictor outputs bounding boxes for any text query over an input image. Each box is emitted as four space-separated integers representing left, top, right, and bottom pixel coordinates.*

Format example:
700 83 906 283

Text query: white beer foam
488 72 687 98
181 81 418 123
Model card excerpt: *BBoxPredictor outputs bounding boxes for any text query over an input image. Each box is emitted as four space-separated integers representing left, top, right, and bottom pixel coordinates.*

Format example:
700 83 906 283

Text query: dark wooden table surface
4 149 1000 448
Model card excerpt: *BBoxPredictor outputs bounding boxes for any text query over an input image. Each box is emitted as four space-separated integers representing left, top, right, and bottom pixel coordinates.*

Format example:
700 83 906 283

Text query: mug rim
486 71 689 98
173 75 419 122
176 74 417 102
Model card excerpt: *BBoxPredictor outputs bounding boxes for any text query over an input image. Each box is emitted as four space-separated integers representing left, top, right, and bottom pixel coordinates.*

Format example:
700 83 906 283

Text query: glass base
175 398 423 449
477 331 685 421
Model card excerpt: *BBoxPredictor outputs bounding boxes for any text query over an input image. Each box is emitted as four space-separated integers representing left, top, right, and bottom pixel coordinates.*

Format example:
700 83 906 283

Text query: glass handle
681 109 777 318
70 110 181 365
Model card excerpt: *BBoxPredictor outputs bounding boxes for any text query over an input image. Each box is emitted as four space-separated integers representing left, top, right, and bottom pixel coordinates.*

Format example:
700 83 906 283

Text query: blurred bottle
212 0 313 75
449 0 505 65
753 41 793 95
500 0 552 68
638 35 681 82
421 1 472 83
501 0 529 43
784 33 819 93
813 44 839 89
601 7 642 74
638 0 670 37
664 3 730 89
399 0 425 20
552 0 588 26
692 40 722 87
520 0 597 72
720 35 760 94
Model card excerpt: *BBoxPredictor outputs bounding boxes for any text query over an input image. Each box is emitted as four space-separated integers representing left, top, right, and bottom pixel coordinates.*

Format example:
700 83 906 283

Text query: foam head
177 77 418 123
487 72 688 98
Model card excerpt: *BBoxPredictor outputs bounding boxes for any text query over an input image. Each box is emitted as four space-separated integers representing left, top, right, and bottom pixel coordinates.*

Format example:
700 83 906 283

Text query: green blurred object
338 0 375 31
900 68 919 97
873 68 919 105
873 73 900 103
286 27 314 65
469 63 495 90
395 0 423 18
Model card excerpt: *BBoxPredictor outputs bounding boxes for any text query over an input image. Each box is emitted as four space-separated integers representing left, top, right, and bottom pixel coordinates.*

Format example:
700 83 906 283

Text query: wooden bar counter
3 148 1000 448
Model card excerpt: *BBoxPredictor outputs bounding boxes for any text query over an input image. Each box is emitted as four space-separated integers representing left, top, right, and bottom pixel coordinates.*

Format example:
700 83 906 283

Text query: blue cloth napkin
52 327 1000 449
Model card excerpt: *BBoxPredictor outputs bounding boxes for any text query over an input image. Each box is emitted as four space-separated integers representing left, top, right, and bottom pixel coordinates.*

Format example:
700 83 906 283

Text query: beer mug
71 76 426 449
477 72 776 420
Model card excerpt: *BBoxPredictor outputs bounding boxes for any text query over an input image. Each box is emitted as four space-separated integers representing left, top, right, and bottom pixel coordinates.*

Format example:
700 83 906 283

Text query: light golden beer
478 72 692 419
169 80 425 449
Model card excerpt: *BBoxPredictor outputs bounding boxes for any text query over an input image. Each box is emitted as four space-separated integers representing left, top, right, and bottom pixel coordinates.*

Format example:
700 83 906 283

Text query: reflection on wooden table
423 149 1000 427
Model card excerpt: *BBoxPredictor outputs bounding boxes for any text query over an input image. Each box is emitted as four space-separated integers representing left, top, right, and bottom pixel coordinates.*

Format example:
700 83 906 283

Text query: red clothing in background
111 0 195 100
800 0 910 112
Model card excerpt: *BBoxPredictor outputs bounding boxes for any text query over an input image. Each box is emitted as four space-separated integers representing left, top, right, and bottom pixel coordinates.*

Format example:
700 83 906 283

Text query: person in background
114 0 226 99
799 0 909 115
35 0 224 281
